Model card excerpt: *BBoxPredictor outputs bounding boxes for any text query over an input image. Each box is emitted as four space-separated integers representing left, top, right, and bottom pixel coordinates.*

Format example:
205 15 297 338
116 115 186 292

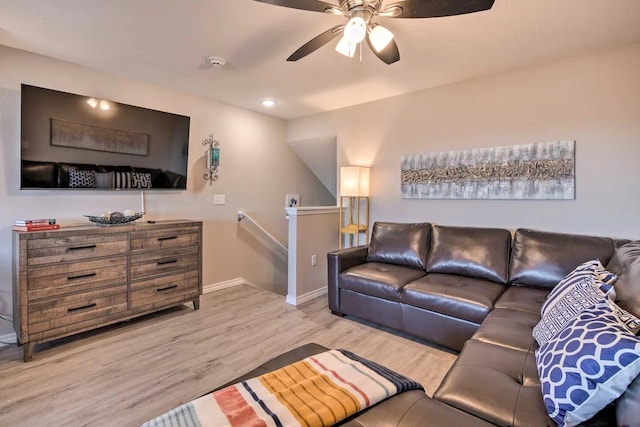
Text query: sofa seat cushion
340 262 426 302
472 308 540 352
402 273 506 324
347 391 495 427
494 286 549 314
434 340 551 427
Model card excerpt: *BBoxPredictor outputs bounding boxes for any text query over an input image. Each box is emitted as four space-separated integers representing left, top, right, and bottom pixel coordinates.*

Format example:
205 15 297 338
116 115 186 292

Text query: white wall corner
286 286 328 306
203 277 249 294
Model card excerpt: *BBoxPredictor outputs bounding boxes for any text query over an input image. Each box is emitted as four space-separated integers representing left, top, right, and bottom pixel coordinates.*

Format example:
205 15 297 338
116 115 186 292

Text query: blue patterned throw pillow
541 260 617 315
533 260 618 346
608 298 640 334
535 299 640 427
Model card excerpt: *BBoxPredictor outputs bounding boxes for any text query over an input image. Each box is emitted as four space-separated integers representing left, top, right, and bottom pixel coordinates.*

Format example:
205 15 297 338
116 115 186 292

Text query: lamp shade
340 166 370 197
343 16 367 44
369 25 394 52
335 36 357 58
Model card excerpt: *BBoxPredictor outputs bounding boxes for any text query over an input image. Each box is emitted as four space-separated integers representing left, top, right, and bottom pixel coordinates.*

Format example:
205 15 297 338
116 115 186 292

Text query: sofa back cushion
426 225 511 284
366 222 431 270
509 229 615 289
606 241 640 318
21 160 58 188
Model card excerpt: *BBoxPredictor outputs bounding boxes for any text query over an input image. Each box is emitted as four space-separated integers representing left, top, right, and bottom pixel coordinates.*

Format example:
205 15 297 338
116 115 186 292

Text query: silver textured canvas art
401 141 575 199
51 118 149 156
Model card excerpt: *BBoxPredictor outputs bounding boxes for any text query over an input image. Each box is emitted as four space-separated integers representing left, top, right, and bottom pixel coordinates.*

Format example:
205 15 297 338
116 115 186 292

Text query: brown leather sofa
21 159 186 189
216 223 637 426
320 222 637 426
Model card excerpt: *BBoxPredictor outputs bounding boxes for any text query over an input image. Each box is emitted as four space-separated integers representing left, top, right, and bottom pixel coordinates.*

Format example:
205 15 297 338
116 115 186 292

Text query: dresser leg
193 297 200 310
23 342 34 362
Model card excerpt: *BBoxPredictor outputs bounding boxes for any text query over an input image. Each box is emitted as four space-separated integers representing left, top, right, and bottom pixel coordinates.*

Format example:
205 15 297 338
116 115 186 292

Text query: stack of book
13 219 59 232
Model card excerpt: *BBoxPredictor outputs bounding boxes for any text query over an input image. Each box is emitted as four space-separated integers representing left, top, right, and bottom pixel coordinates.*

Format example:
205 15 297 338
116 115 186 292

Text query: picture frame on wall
286 194 300 208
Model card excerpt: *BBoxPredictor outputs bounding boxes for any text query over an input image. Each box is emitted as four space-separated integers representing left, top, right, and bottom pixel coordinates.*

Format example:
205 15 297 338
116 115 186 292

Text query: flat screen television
20 84 190 190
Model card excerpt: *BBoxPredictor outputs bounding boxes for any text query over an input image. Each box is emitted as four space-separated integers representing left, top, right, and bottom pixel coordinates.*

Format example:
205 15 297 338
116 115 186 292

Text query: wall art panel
401 141 575 199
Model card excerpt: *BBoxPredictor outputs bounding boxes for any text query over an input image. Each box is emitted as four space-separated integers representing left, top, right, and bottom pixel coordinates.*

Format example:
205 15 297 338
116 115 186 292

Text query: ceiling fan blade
366 33 400 65
287 25 344 61
380 0 495 18
253 0 344 14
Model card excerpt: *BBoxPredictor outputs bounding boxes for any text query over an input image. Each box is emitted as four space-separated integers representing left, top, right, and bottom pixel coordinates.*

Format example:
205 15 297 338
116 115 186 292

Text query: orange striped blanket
142 349 423 427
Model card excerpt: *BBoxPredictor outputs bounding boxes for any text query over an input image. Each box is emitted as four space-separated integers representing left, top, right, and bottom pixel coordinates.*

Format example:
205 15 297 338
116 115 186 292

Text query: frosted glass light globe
344 16 367 44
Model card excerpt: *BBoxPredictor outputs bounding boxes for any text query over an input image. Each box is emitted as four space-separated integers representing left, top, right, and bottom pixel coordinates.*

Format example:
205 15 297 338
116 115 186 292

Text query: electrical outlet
311 254 317 266
213 194 226 205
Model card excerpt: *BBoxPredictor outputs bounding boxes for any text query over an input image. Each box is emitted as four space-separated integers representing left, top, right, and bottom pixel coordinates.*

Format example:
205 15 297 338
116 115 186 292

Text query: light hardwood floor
0 285 457 427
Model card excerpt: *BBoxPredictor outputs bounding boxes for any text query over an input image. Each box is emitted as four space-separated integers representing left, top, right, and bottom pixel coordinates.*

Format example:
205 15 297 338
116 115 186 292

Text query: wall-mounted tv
20 84 191 190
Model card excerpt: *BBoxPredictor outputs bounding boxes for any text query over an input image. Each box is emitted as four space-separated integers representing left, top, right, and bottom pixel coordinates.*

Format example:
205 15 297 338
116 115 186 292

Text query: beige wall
286 207 339 305
288 43 640 239
0 46 335 336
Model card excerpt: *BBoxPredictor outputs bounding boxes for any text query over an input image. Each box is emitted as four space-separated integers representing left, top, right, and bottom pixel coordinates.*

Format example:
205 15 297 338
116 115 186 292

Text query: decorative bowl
85 212 144 226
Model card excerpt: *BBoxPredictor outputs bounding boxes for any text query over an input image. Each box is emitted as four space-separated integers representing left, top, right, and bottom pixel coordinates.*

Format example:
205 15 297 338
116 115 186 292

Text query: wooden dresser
12 220 202 361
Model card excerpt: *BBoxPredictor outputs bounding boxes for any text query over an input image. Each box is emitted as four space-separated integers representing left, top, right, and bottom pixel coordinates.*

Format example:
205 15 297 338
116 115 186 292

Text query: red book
12 224 60 232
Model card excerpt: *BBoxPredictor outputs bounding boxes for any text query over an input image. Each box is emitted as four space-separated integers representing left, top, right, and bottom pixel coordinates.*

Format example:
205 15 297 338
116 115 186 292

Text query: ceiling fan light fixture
343 15 367 44
369 25 394 52
335 36 357 58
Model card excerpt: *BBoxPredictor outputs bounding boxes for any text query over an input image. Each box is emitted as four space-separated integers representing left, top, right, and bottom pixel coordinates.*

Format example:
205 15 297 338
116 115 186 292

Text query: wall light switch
213 194 226 205
311 254 317 266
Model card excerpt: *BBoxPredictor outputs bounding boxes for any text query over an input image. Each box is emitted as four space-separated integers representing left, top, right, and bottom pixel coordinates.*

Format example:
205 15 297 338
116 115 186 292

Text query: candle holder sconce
203 134 220 184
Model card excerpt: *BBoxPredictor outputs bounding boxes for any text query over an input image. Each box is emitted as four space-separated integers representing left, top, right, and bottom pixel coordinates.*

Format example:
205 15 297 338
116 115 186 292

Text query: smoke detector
206 56 226 68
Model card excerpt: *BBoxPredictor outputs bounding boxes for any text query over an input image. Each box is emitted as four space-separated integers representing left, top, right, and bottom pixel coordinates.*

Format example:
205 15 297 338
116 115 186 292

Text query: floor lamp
339 166 370 249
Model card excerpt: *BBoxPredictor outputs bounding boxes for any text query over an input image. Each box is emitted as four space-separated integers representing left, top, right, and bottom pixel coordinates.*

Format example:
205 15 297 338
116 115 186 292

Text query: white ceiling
1 0 639 119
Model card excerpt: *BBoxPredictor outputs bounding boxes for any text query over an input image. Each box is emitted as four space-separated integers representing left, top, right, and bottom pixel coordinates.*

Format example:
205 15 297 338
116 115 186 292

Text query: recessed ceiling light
261 99 277 108
206 56 226 68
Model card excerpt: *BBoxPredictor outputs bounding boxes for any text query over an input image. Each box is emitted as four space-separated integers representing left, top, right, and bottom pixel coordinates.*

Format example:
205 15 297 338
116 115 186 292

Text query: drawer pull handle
67 273 97 281
157 259 178 266
68 244 97 251
157 285 178 292
67 303 97 313
157 236 178 241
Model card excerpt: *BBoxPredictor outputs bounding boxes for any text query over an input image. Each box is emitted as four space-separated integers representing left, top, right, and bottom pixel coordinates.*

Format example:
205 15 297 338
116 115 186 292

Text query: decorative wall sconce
203 134 220 184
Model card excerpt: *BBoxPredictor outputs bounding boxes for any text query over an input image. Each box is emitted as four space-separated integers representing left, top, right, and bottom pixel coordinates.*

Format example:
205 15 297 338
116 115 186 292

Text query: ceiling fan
254 0 495 64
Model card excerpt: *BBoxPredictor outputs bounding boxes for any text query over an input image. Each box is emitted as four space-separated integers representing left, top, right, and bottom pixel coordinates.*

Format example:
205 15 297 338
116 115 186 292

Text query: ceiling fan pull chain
359 41 363 63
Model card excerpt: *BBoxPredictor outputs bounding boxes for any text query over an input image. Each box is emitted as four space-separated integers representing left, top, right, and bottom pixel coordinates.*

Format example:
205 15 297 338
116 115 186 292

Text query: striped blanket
142 349 424 427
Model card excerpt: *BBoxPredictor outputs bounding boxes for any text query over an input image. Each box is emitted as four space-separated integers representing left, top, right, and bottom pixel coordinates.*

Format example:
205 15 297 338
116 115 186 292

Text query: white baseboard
286 287 328 306
0 332 17 348
203 277 248 294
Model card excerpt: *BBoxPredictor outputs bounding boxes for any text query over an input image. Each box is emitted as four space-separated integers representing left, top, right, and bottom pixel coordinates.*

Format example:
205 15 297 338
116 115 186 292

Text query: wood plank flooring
0 285 457 427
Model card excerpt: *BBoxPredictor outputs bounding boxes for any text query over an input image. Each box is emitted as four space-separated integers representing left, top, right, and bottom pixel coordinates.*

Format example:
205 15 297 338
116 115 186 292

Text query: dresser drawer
27 233 128 266
27 256 128 301
27 285 127 335
130 247 199 280
130 270 199 310
130 227 200 252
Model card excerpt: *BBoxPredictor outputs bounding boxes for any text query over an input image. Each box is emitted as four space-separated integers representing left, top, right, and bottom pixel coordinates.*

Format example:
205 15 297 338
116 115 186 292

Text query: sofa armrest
327 245 369 314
